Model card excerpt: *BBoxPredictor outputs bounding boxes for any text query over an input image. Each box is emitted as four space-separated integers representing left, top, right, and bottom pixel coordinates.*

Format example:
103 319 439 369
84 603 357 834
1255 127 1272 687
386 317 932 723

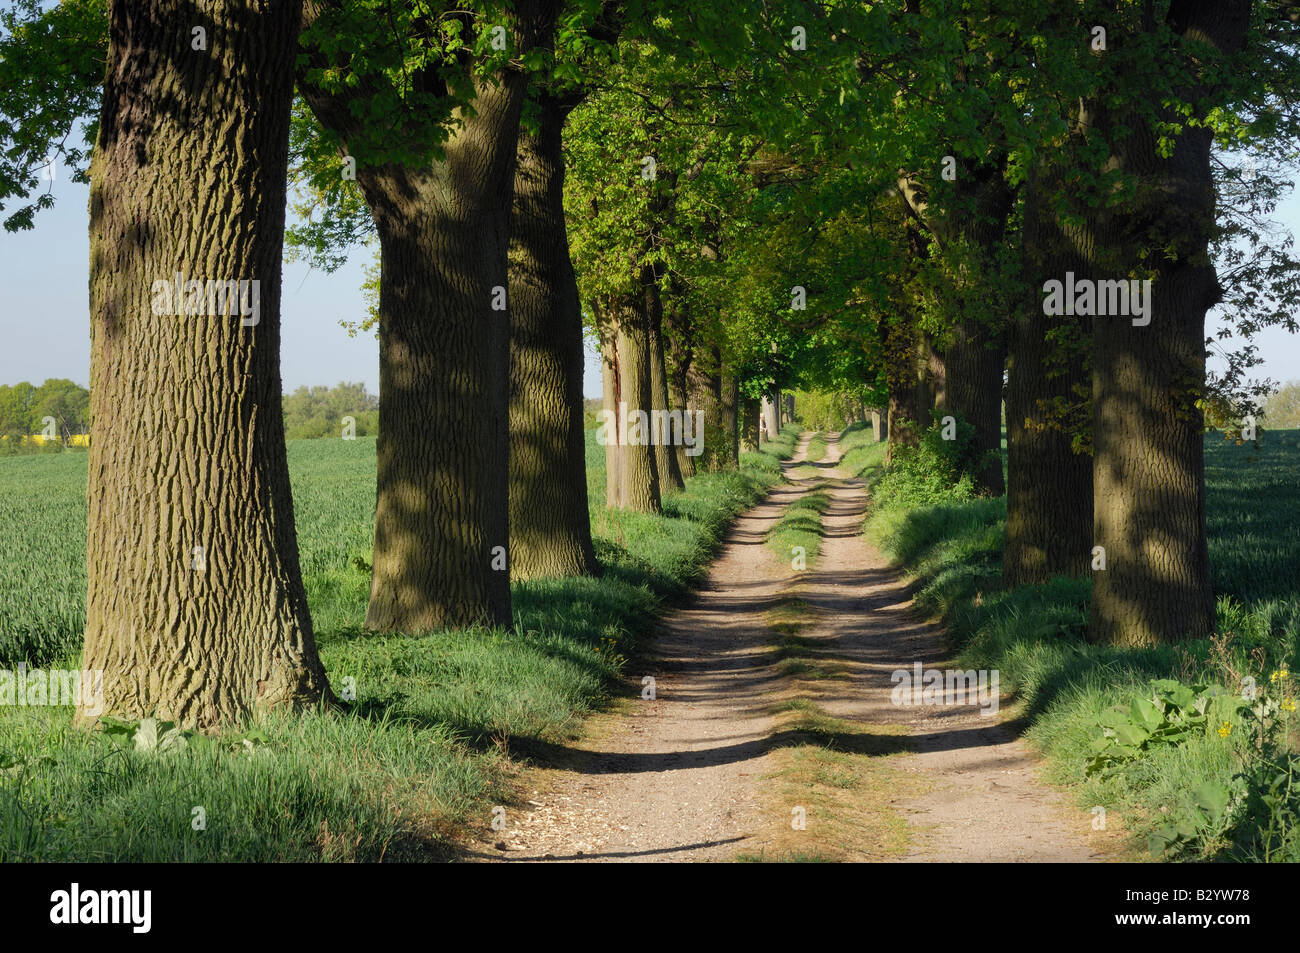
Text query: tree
30 378 90 440
1086 0 1254 646
0 382 37 438
508 89 600 577
296 0 564 630
1264 381 1300 428
81 0 331 728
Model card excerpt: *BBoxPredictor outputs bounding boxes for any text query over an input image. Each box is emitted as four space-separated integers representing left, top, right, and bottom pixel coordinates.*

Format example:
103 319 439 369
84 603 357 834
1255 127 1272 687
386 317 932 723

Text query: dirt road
474 432 1105 862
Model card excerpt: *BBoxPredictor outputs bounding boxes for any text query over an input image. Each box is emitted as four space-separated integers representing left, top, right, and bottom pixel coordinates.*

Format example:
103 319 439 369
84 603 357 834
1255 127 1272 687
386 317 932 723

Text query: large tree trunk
361 78 522 632
299 2 558 631
83 0 330 729
686 341 738 471
507 93 598 580
883 318 932 459
1087 0 1246 645
1003 176 1093 587
598 310 624 509
719 364 740 468
898 154 1014 498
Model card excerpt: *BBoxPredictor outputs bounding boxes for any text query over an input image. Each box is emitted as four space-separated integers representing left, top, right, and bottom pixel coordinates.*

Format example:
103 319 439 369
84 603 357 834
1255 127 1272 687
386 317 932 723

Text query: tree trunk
945 322 1006 496
646 280 685 492
664 295 696 480
761 391 779 443
871 409 886 443
507 93 599 580
740 398 760 454
602 286 661 513
83 0 330 729
686 342 740 471
1003 176 1093 587
1087 0 1246 645
356 78 524 631
598 310 624 509
720 364 740 468
883 319 926 459
298 3 560 631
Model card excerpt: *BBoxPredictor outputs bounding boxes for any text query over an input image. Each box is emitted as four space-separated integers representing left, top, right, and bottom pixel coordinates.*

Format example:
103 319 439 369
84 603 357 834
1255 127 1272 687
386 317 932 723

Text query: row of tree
1 0 1297 728
0 379 90 439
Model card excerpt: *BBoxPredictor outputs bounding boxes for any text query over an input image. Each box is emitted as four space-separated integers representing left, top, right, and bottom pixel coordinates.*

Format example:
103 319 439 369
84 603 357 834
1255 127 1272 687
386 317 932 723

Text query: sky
1 162 1297 402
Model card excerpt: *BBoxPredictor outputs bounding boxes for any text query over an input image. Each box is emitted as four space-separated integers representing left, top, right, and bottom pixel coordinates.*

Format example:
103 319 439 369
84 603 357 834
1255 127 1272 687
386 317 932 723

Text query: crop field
3 431 1297 668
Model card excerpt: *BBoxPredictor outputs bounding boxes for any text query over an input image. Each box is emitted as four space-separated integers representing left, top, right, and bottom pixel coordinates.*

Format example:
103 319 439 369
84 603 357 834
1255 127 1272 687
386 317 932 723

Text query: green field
0 432 793 861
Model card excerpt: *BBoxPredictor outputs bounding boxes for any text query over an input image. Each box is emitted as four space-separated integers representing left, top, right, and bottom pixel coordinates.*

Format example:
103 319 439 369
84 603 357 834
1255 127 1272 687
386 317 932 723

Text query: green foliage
1264 381 1300 430
871 413 978 510
1085 680 1245 779
0 379 89 444
0 0 106 231
794 391 858 433
836 421 888 481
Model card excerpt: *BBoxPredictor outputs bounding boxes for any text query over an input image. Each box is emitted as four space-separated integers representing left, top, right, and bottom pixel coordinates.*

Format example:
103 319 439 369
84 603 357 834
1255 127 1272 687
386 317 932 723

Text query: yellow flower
1283 700 1297 714
1217 722 1233 738
1271 669 1290 682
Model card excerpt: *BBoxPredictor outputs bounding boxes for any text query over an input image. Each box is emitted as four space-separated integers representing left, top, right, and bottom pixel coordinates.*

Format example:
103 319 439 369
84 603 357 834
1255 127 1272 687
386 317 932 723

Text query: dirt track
472 432 1106 862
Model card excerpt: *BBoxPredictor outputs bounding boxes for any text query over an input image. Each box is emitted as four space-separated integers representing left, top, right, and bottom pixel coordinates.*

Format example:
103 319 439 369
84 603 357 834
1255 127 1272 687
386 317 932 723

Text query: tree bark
1003 174 1093 587
597 308 624 509
298 2 560 631
686 341 738 471
945 323 1006 495
361 80 522 631
600 285 661 513
761 391 779 443
83 0 330 729
507 93 599 579
646 279 685 492
664 292 696 480
719 363 740 467
871 409 887 443
740 398 760 454
1087 0 1247 645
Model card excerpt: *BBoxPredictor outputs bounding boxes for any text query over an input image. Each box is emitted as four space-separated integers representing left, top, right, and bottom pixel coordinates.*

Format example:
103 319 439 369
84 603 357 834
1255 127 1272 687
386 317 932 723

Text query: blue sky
1 164 1297 401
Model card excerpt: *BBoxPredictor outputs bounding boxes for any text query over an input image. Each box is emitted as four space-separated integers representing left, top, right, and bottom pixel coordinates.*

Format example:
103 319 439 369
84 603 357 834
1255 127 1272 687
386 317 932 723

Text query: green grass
0 427 799 861
767 489 831 569
805 431 827 463
836 420 888 481
860 428 1300 862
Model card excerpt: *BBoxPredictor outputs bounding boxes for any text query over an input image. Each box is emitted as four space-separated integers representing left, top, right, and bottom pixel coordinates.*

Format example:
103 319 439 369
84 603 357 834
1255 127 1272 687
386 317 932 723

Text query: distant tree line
0 379 90 441
281 382 379 439
1264 381 1300 430
1 380 380 445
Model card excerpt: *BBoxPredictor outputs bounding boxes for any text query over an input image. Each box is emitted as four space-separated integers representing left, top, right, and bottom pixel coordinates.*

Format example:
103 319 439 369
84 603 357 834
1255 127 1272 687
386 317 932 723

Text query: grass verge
858 428 1300 862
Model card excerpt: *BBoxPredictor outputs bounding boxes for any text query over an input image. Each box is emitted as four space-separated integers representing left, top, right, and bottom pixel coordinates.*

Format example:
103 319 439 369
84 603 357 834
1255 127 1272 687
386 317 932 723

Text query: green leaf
1193 782 1230 819
133 717 158 753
